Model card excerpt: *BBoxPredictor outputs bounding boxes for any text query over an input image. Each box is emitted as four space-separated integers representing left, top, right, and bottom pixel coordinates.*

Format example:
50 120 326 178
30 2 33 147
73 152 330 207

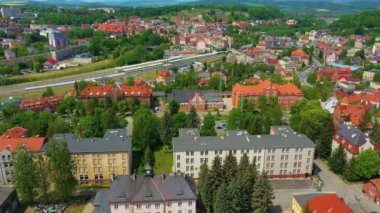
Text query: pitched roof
20 96 64 111
0 126 28 139
49 129 131 153
173 126 315 152
337 124 367 147
171 90 223 104
80 83 152 98
232 80 303 96
0 137 46 153
369 178 380 193
291 49 309 59
336 104 369 126
294 192 352 213
157 70 171 77
106 174 197 203
317 67 352 75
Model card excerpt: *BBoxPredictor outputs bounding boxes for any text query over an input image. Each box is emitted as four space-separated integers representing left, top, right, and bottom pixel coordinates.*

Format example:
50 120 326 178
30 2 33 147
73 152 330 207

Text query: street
315 160 380 212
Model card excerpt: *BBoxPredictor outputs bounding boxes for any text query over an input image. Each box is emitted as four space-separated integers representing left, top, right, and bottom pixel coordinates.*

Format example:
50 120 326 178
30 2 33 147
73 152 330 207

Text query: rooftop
173 126 315 152
336 124 367 147
49 129 131 153
232 80 303 96
293 192 353 213
95 173 196 207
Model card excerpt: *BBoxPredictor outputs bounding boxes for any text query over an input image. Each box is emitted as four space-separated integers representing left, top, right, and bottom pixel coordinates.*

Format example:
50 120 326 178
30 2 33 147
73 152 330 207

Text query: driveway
315 159 380 212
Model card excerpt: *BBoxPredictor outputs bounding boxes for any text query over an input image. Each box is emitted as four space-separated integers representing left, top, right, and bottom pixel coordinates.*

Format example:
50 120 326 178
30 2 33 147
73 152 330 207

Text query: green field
154 146 173 173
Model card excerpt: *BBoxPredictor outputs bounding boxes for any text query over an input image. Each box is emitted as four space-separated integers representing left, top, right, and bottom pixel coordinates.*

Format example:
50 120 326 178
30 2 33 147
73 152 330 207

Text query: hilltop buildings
173 126 315 179
232 80 304 108
50 129 132 184
93 166 197 213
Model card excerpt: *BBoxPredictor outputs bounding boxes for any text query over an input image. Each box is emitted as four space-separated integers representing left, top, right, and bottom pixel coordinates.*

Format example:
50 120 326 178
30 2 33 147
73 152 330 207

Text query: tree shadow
270 205 283 213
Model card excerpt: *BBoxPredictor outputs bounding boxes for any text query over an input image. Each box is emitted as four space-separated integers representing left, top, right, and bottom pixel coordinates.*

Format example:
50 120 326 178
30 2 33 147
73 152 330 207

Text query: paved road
315 159 380 212
0 52 225 96
297 57 321 87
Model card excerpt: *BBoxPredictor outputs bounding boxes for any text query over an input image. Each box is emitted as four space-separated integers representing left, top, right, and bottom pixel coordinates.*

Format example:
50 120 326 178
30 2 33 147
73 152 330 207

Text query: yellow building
51 129 132 184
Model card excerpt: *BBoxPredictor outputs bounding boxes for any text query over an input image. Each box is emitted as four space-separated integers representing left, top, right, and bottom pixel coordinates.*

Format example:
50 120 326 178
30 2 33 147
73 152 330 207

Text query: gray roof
293 192 336 206
0 187 15 206
48 129 131 153
104 174 197 204
337 124 366 146
365 69 380 73
173 126 315 152
170 90 223 104
93 190 110 213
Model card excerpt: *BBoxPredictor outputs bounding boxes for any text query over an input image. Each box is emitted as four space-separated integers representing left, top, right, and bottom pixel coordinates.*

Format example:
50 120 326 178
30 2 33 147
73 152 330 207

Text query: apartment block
173 126 315 179
93 165 197 213
51 129 132 184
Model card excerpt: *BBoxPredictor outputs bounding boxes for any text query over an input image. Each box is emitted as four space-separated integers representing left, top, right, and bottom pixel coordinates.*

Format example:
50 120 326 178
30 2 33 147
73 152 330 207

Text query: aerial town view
0 0 380 212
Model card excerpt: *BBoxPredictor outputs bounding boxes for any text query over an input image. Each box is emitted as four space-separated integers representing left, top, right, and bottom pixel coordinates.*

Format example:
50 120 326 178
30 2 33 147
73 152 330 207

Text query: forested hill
330 9 380 36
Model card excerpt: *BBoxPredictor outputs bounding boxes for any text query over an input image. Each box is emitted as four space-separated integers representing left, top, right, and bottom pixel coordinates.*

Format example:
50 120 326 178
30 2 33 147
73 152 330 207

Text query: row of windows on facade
114 201 193 210
185 148 310 157
76 153 128 159
77 158 128 166
265 169 303 175
1 155 11 161
79 174 104 180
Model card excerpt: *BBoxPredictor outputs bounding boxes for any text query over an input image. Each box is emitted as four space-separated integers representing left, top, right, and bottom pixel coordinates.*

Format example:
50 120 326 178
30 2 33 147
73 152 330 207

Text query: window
257 156 261 161
215 150 218 155
201 151 204 155
298 162 301 167
177 163 180 168
137 204 142 209
280 163 283 168
146 204 151 209
189 210 192 213
307 158 310 163
293 169 296 174
186 151 189 156
155 203 160 208
266 156 270 161
114 204 118 209
284 163 288 168
298 155 302 160
285 155 288 160
177 155 180 160
191 152 194 156
186 159 189 164
306 166 310 171
266 163 270 169
125 204 129 209
205 151 208 155
295 155 298 160
200 158 203 163
308 151 312 156
191 166 194 171
204 158 208 163
284 170 287 175
294 162 297 167
167 202 172 207
186 166 189 171
281 155 284 160
178 202 182 207
191 159 194 163
271 156 275 161
189 201 192 206
257 163 260 168
271 163 274 169
280 170 283 175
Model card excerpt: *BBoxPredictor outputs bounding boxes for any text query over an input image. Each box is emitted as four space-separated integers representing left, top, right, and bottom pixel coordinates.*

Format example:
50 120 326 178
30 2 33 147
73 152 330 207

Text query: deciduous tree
328 145 347 175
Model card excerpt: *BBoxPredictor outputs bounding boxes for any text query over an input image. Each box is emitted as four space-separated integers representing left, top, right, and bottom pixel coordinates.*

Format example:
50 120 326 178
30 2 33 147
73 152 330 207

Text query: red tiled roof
0 126 28 139
45 58 57 65
341 93 380 105
20 96 64 111
336 104 370 126
0 137 46 153
370 178 380 193
198 79 209 86
291 49 309 59
211 71 226 77
157 70 171 77
80 83 152 98
307 194 353 213
317 67 352 75
233 80 303 96
338 77 361 83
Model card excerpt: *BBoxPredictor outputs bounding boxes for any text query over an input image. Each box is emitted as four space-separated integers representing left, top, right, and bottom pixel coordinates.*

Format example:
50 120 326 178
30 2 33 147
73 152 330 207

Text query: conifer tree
160 111 172 146
207 156 224 212
328 145 347 174
251 172 275 213
229 176 251 212
238 153 250 175
213 183 233 213
187 106 200 128
198 163 210 212
223 152 238 182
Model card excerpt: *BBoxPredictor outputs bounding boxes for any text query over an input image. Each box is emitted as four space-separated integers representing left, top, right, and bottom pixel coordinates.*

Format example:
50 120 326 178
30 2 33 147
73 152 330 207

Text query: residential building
4 50 15 60
19 96 64 112
317 68 352 82
340 93 380 108
0 187 19 213
0 127 46 185
80 83 152 106
291 49 309 65
50 129 132 184
93 166 197 213
173 126 315 179
321 97 339 114
48 31 68 49
332 124 379 160
292 192 352 213
170 90 224 111
363 178 380 205
333 104 371 127
156 70 172 84
363 69 380 82
232 80 304 108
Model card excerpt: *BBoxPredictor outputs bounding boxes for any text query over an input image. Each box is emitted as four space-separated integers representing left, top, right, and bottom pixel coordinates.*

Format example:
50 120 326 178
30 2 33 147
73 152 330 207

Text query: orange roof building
363 179 380 204
20 96 64 112
317 68 352 82
156 70 172 84
0 126 47 185
292 192 352 213
80 83 152 106
291 49 310 62
333 103 372 127
232 80 303 108
340 93 380 108
0 126 28 139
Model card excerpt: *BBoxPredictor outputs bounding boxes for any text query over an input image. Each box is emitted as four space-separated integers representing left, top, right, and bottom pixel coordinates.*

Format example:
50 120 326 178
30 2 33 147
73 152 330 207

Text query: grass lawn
7 59 116 81
0 85 74 101
65 204 86 213
154 146 173 173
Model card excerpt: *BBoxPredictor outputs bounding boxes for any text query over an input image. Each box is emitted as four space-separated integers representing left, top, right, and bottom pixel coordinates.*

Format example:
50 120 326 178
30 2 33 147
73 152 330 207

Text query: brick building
80 83 152 106
170 90 224 111
317 67 353 82
363 178 380 205
19 96 64 112
292 192 352 213
232 80 303 108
